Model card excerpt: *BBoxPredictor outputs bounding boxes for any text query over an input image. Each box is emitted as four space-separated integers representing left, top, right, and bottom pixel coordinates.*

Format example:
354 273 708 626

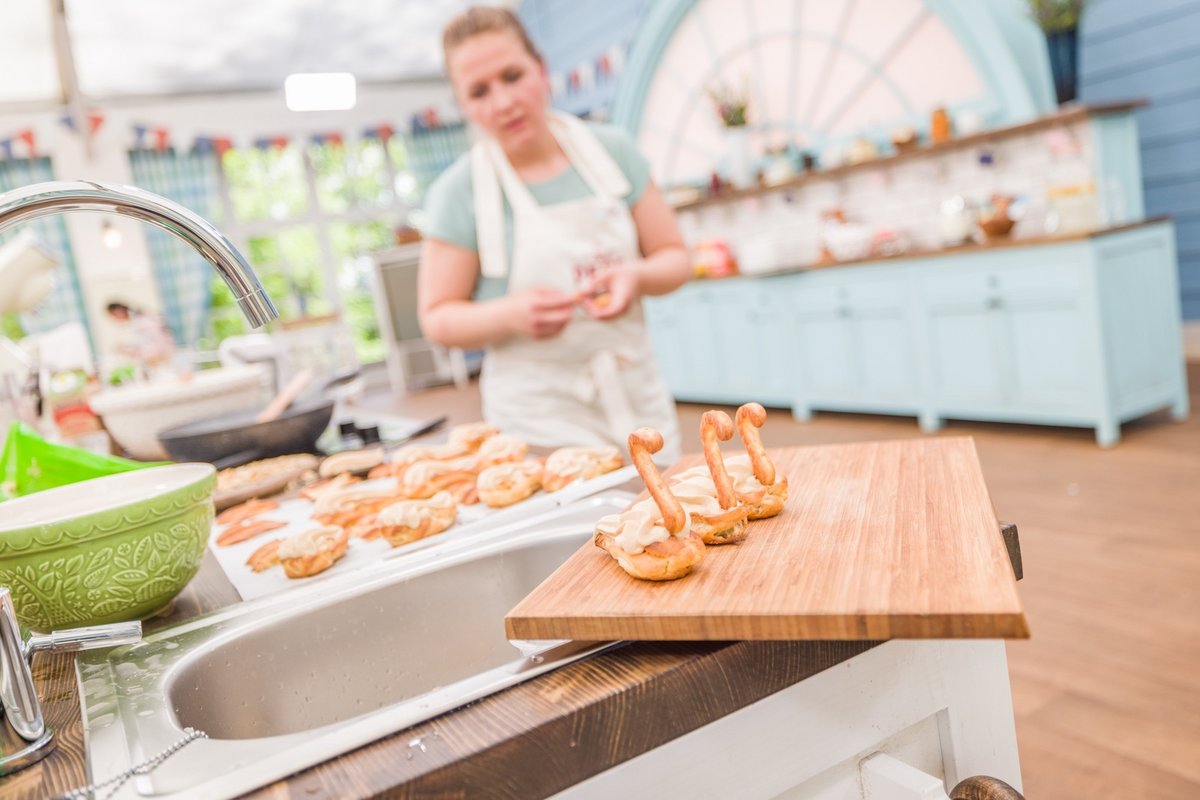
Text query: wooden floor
362 363 1200 799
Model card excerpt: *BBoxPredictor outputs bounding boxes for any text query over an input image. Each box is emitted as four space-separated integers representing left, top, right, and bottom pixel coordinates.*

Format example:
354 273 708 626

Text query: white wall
0 79 455 357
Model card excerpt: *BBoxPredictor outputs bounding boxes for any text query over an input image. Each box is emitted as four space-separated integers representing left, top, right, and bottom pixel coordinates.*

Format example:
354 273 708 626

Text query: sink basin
77 492 630 799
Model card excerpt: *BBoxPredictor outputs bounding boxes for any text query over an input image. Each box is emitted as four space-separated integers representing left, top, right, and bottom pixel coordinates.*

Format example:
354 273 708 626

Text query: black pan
156 396 335 468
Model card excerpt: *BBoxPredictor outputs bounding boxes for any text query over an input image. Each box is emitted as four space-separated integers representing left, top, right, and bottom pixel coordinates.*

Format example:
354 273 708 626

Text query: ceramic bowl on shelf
89 365 268 460
0 463 215 632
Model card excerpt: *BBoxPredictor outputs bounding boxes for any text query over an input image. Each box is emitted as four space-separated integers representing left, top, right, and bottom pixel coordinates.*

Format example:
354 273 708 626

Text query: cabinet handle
950 775 1024 800
986 297 1003 310
837 306 851 318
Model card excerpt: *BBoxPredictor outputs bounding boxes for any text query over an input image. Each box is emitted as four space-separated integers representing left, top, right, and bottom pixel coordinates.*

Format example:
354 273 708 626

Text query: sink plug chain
56 728 209 800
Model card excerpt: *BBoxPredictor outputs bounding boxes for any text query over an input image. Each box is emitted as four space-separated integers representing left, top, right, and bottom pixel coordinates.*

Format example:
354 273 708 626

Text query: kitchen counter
2 520 1021 800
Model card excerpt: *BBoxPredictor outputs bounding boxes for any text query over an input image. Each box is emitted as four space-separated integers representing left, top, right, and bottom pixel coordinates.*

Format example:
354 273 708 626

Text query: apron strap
471 144 502 280
470 112 633 280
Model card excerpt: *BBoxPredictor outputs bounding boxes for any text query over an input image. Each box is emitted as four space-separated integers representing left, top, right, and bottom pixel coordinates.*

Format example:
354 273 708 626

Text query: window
204 133 439 364
0 157 89 347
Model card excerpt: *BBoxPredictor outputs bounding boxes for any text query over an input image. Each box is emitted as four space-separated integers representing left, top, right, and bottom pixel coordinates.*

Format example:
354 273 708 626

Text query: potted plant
1028 0 1085 104
707 79 754 188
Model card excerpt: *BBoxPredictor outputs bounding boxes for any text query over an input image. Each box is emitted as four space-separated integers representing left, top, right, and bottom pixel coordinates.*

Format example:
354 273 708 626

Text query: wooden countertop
2 515 1021 800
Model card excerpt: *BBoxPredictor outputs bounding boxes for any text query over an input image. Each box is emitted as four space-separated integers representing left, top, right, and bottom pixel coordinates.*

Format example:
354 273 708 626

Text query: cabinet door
729 283 796 406
848 280 920 407
795 309 858 399
645 288 722 401
1000 295 1090 412
923 296 1006 410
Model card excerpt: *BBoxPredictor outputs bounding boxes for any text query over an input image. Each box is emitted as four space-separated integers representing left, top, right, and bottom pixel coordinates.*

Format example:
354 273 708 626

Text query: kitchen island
4 521 1023 799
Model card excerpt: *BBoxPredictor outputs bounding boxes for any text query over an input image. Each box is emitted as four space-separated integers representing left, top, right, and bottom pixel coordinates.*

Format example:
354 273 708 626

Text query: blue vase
1046 28 1079 105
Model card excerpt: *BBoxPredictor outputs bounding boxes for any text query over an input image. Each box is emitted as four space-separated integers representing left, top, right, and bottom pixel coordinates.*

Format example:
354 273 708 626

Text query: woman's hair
442 6 544 72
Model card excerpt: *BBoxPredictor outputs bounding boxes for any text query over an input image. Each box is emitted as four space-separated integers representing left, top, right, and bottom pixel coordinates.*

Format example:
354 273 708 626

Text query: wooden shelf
672 101 1148 212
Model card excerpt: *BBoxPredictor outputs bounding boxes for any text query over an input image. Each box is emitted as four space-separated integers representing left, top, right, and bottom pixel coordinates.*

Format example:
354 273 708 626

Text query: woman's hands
503 287 577 339
577 264 639 320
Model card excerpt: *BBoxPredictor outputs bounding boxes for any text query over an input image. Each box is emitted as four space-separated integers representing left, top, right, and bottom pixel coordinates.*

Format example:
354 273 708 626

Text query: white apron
470 117 681 463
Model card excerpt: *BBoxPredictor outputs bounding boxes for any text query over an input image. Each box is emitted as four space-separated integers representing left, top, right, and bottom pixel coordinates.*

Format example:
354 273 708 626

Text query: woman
418 6 689 462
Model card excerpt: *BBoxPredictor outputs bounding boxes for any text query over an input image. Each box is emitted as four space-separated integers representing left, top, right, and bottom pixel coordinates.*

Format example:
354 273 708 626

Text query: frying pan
156 396 334 468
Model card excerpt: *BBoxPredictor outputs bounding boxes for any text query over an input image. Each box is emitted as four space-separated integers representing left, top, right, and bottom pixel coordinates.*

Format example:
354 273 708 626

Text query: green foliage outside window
1 311 24 342
200 138 429 364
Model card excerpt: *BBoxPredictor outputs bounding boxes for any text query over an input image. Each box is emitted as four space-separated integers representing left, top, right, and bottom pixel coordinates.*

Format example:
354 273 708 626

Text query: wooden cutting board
506 437 1028 641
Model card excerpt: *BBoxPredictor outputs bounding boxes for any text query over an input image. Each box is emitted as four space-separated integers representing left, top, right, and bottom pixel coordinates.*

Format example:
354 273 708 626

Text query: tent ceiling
0 0 493 107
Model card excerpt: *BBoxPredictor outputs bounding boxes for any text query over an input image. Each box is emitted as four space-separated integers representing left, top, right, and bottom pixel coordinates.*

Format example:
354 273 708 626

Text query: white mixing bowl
89 365 268 460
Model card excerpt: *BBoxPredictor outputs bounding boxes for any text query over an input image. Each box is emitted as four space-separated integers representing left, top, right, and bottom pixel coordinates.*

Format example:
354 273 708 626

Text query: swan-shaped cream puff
477 459 542 508
633 410 749 545
593 428 706 581
542 446 624 492
726 403 788 519
374 491 458 547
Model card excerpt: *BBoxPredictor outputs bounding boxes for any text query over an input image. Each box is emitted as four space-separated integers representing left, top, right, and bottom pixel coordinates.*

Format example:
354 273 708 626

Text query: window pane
222 145 308 222
311 139 394 214
330 220 391 364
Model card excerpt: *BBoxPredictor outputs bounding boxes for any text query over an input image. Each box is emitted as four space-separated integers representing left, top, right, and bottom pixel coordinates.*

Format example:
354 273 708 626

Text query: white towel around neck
471 110 633 280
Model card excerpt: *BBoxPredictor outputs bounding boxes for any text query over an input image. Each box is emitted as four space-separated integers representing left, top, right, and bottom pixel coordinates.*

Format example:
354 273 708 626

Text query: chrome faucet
0 180 278 327
0 587 142 774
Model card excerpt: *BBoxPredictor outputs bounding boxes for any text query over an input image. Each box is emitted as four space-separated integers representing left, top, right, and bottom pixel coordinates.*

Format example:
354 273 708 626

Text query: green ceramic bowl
0 463 215 632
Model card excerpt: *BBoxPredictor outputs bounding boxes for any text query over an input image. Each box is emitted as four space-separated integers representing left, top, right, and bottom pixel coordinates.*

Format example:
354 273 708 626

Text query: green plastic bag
0 422 158 502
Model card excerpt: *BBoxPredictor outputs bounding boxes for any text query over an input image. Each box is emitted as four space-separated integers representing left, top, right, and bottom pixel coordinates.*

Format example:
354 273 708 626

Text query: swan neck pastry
735 403 776 487
701 410 739 510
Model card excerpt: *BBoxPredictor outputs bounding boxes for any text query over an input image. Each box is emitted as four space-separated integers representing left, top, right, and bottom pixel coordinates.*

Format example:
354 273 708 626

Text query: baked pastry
215 497 279 527
299 472 361 501
311 485 404 527
593 428 705 581
374 491 458 547
727 403 788 519
246 539 282 572
401 457 479 499
216 517 287 547
215 453 319 504
446 421 501 452
277 525 350 578
541 446 624 492
674 410 750 545
473 434 528 469
318 447 386 478
477 459 542 508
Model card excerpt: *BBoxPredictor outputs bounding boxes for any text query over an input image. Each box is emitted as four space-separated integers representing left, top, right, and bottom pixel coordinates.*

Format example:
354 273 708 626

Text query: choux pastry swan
594 428 706 581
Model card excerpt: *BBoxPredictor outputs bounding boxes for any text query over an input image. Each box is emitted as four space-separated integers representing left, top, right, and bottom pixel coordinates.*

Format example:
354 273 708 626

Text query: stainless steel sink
77 492 630 799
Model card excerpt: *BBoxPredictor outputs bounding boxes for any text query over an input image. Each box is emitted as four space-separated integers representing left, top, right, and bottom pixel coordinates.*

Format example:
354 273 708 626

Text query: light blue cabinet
644 222 1188 446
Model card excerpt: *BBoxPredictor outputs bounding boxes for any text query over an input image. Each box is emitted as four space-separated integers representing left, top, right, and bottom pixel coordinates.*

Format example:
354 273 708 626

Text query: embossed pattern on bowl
0 464 215 631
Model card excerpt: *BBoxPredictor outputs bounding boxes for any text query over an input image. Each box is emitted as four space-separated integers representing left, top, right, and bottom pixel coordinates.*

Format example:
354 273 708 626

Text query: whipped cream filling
596 505 681 554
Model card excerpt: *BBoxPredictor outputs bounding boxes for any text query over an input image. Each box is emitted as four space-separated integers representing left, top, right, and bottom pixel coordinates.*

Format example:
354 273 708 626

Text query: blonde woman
418 6 688 462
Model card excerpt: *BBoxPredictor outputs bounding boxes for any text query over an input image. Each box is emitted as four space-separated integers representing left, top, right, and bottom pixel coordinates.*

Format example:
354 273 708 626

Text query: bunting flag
60 113 77 132
253 137 272 151
325 132 343 147
271 135 289 149
554 41 628 97
0 139 13 159
213 136 233 156
133 124 148 148
17 130 36 157
153 128 170 152
193 136 214 154
376 124 394 142
87 112 105 135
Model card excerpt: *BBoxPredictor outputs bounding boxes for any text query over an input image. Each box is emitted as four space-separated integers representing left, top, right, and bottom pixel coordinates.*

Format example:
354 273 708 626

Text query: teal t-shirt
422 122 651 300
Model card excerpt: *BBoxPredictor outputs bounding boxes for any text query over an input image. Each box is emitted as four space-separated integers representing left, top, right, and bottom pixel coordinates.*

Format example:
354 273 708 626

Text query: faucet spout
0 180 278 327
